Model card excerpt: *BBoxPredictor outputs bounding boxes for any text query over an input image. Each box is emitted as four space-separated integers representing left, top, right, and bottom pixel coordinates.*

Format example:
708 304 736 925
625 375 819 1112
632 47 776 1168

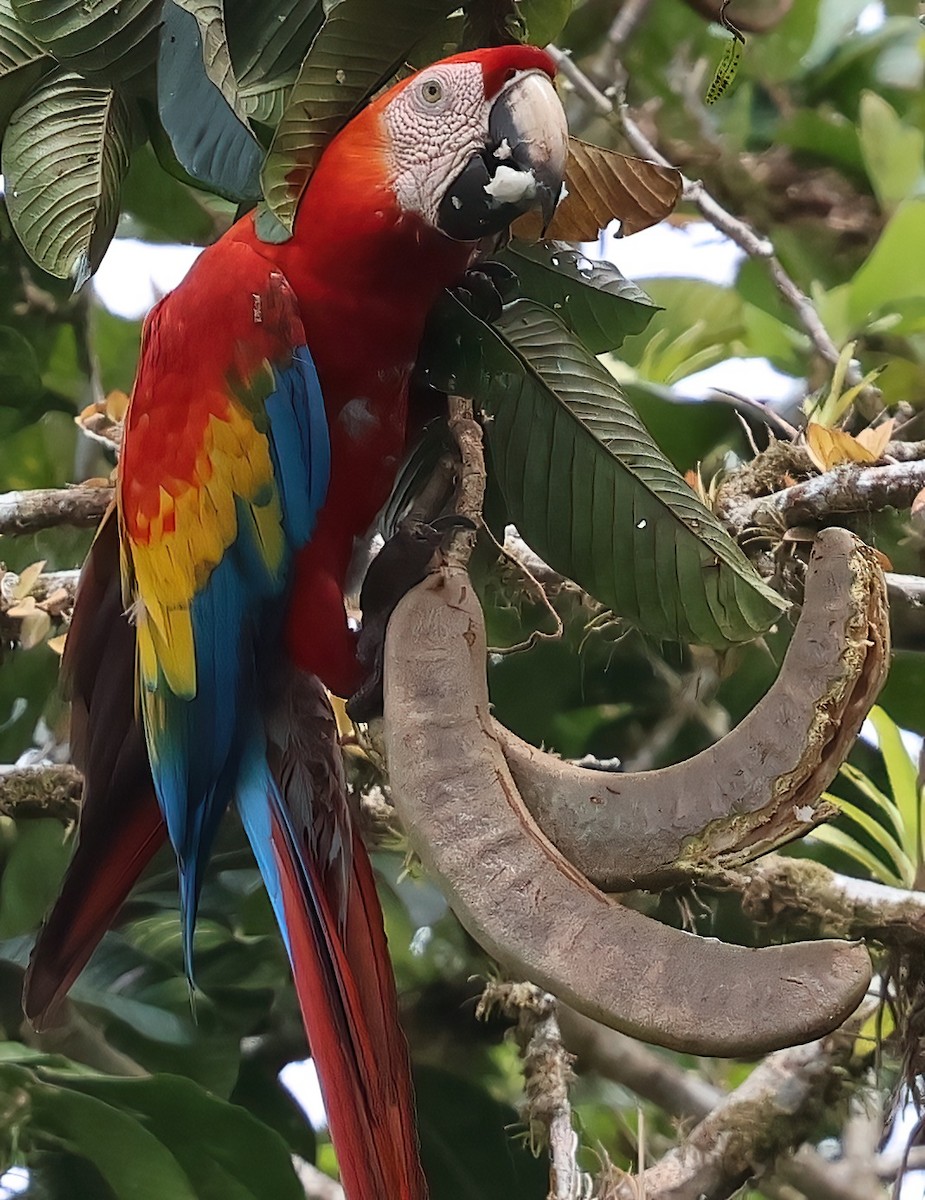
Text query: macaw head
369 46 568 243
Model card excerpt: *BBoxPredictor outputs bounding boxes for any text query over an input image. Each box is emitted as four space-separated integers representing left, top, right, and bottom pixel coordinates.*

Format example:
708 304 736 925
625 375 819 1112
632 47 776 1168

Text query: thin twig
292 1159 345 1200
592 0 656 89
546 45 864 390
479 982 586 1200
0 485 111 535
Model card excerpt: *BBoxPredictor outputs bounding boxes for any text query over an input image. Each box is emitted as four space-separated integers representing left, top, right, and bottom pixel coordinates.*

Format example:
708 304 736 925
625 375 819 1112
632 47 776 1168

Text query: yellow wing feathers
122 396 286 700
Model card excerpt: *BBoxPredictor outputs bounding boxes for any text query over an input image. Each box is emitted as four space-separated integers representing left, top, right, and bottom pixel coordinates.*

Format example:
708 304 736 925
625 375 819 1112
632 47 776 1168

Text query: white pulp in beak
483 164 538 205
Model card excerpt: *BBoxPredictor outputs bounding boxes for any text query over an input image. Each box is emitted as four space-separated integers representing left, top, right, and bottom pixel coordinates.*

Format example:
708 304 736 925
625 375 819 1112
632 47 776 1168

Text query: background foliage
0 0 923 1197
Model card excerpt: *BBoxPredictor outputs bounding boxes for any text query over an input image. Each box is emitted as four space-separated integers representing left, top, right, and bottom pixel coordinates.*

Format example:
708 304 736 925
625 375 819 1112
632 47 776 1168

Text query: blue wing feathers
265 348 330 547
149 338 330 978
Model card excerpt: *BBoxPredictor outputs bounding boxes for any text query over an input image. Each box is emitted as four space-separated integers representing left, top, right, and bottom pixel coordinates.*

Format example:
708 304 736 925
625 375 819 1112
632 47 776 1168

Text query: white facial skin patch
383 62 492 228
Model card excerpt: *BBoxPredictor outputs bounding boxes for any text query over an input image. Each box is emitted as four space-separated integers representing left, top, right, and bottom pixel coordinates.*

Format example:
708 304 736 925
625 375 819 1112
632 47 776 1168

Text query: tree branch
546 46 864 390
292 1159 345 1200
478 982 586 1200
0 485 111 535
721 460 925 535
719 854 925 953
563 1006 887 1200
0 765 82 822
603 1024 868 1200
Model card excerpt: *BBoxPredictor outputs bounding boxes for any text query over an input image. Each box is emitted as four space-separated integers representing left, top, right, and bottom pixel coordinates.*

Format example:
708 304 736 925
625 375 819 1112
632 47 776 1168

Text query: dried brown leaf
515 136 682 241
47 633 67 656
18 608 51 650
855 418 895 460
11 561 46 600
805 422 876 472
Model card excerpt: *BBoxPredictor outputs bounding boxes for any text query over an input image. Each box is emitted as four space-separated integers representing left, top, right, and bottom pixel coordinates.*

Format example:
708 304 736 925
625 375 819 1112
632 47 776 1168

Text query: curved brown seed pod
383 567 871 1057
497 529 889 891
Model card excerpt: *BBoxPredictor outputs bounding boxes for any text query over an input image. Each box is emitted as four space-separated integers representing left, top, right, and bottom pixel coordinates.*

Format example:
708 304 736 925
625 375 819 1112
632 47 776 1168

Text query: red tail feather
268 673 427 1200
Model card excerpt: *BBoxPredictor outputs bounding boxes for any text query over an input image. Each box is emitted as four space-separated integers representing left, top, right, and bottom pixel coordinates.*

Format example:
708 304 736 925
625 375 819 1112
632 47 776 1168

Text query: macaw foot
348 517 475 721
448 261 517 323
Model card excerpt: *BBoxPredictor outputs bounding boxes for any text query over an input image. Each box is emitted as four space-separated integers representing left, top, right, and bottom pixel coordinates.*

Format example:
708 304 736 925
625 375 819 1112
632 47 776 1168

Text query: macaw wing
24 507 166 1026
119 242 330 969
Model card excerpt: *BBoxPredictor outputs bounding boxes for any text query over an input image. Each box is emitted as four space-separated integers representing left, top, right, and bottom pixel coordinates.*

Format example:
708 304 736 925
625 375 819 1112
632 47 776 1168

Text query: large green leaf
497 240 658 355
11 0 160 83
416 1065 547 1200
42 1072 305 1200
421 296 786 647
0 1062 200 1200
518 0 572 46
3 71 138 283
158 1 262 201
260 0 458 233
0 324 72 434
172 0 248 124
225 0 324 88
847 199 925 330
0 820 70 938
0 0 49 132
857 90 925 213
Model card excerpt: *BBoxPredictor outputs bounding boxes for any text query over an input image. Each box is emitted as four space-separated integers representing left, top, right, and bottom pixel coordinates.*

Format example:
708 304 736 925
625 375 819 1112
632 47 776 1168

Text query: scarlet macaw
23 45 568 1200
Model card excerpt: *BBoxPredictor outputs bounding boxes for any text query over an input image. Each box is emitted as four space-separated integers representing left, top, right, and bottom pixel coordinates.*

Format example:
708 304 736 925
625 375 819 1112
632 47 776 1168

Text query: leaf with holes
0 0 50 132
226 0 325 89
419 296 786 647
3 71 139 283
496 239 658 354
515 136 682 241
260 0 459 233
12 0 160 84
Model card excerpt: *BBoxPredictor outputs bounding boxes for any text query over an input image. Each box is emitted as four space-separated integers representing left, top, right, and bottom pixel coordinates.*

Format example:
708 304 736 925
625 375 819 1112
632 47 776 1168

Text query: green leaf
0 0 50 133
158 1 262 201
847 199 925 332
3 71 139 283
421 296 786 647
260 0 458 232
21 1071 200 1200
0 820 70 938
868 706 923 867
621 380 747 473
0 324 46 406
828 772 914 887
415 1065 547 1200
11 0 160 84
801 0 871 71
172 0 249 126
225 0 324 89
776 108 864 177
857 90 925 213
618 279 748 386
497 240 658 355
41 1072 305 1200
878 651 925 737
518 0 573 46
811 820 907 888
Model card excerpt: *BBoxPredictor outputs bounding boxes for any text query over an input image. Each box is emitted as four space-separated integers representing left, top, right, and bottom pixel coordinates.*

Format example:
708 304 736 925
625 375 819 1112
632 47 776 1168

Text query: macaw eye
420 79 443 104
